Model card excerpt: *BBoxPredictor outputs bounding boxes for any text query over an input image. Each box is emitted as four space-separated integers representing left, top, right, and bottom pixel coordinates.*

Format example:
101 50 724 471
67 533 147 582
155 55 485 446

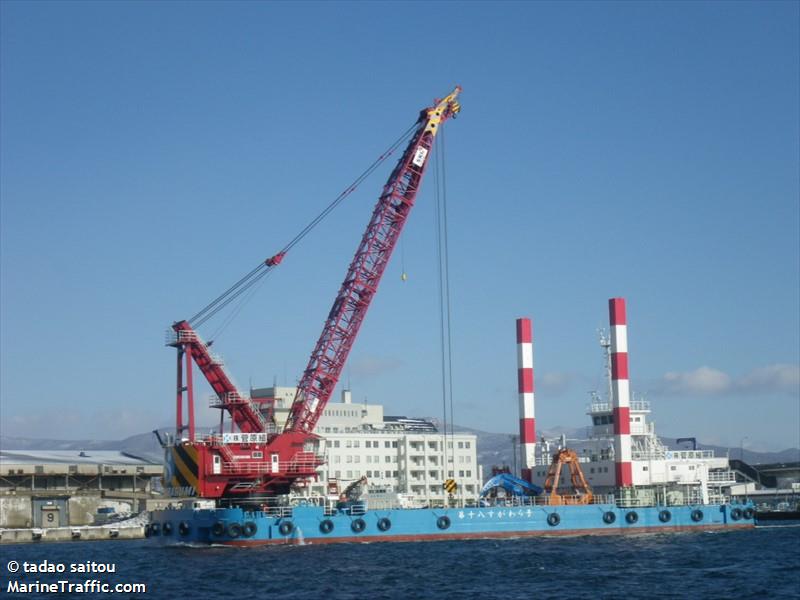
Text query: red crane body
165 88 461 499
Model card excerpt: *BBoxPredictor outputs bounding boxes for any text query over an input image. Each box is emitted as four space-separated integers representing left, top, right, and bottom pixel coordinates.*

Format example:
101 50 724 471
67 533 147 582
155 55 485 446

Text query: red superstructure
164 88 462 499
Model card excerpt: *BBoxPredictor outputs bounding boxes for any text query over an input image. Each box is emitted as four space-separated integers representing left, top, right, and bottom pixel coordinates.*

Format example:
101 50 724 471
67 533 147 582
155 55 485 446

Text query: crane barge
148 88 755 546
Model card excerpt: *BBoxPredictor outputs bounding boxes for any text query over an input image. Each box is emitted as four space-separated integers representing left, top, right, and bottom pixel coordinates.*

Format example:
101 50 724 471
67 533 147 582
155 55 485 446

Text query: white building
251 387 482 504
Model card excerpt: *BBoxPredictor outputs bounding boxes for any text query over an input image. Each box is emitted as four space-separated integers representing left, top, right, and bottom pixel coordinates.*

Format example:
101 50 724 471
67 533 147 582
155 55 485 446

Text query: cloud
736 364 800 394
661 366 731 395
537 372 575 396
657 363 799 397
348 355 404 379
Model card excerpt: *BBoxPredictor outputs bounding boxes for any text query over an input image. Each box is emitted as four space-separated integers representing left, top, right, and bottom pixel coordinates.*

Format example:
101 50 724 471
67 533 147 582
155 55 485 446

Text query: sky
1 1 798 452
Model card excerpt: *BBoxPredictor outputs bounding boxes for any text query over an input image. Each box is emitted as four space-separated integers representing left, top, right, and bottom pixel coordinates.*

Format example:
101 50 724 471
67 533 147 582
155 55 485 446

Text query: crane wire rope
187 121 420 330
440 127 457 447
434 126 456 481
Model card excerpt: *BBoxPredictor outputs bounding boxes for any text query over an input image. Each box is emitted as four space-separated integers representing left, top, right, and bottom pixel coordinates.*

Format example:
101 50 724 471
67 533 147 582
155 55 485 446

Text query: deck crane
163 87 462 500
542 449 594 505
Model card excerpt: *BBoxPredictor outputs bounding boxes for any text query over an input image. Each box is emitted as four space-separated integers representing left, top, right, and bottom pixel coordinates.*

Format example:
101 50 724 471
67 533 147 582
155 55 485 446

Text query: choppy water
2 525 799 599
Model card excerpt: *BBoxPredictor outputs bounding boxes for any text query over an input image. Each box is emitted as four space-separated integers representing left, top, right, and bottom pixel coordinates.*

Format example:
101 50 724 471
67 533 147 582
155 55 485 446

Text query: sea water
1 525 798 599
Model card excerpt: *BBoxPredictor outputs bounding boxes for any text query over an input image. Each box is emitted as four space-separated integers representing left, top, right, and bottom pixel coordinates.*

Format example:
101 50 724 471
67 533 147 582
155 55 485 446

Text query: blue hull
148 503 755 546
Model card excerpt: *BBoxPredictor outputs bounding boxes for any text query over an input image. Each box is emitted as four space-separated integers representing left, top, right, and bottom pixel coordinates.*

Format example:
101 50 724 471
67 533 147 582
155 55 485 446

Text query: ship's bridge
586 399 652 436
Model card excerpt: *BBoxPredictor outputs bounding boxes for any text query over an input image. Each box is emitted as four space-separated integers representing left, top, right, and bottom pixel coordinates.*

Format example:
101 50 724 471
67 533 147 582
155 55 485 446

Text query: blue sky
1 1 798 451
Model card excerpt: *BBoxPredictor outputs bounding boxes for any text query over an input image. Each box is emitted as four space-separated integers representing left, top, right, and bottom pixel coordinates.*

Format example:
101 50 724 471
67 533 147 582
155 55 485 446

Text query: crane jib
285 87 462 435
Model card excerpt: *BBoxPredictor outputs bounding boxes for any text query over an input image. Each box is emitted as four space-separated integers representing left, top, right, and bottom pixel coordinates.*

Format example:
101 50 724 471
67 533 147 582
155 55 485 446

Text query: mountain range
2 426 797 478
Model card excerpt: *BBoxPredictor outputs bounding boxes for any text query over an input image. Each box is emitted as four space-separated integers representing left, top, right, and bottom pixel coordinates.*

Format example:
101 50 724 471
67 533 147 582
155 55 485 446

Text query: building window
346 471 353 478
459 470 465 477
346 456 353 463
465 442 471 449
466 470 471 477
670 466 676 471
384 441 391 448
385 456 391 463
354 456 360 464
366 456 372 464
334 441 340 448
334 456 341 464
353 440 360 448
392 441 398 448
385 471 391 478
642 466 648 471
458 442 464 449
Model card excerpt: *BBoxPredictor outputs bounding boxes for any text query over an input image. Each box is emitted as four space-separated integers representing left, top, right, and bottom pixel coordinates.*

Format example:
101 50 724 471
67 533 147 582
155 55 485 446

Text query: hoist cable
440 128 456 442
435 126 456 483
435 132 449 474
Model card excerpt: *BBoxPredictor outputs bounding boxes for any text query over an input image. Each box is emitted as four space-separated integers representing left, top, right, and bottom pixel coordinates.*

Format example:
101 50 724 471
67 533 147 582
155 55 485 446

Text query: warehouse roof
0 450 159 466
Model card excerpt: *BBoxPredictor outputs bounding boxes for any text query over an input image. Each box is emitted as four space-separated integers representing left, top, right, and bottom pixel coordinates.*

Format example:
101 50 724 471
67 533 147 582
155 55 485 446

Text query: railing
219 455 324 476
323 503 367 517
165 329 199 345
588 400 651 413
707 470 737 483
209 392 251 407
475 494 615 507
631 450 667 460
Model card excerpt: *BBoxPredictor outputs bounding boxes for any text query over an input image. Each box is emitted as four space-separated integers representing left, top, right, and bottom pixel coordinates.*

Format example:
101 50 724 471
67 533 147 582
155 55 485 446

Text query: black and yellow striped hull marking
170 444 199 492
444 479 457 494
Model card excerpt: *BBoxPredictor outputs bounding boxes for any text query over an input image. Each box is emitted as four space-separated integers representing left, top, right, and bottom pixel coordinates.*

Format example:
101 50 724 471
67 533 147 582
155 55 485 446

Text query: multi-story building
251 387 483 504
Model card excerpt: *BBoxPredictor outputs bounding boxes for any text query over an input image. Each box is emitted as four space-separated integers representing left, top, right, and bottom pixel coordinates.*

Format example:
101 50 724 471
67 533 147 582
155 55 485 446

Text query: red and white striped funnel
609 298 633 487
516 318 536 481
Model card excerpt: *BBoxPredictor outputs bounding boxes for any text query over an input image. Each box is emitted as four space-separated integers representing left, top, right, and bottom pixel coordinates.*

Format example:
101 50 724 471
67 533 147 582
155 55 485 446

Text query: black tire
602 511 616 524
547 513 560 527
691 509 703 522
144 524 151 538
625 511 638 524
351 518 366 533
178 521 191 536
319 519 334 534
377 517 392 532
659 510 671 523
279 521 294 536
228 523 242 538
436 516 451 530
730 508 742 521
162 522 173 536
242 521 257 538
150 522 161 536
743 508 755 520
211 522 225 537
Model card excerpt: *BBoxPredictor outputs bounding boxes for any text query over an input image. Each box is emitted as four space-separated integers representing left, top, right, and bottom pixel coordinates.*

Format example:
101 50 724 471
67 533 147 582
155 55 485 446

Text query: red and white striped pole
516 318 536 481
609 298 633 487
